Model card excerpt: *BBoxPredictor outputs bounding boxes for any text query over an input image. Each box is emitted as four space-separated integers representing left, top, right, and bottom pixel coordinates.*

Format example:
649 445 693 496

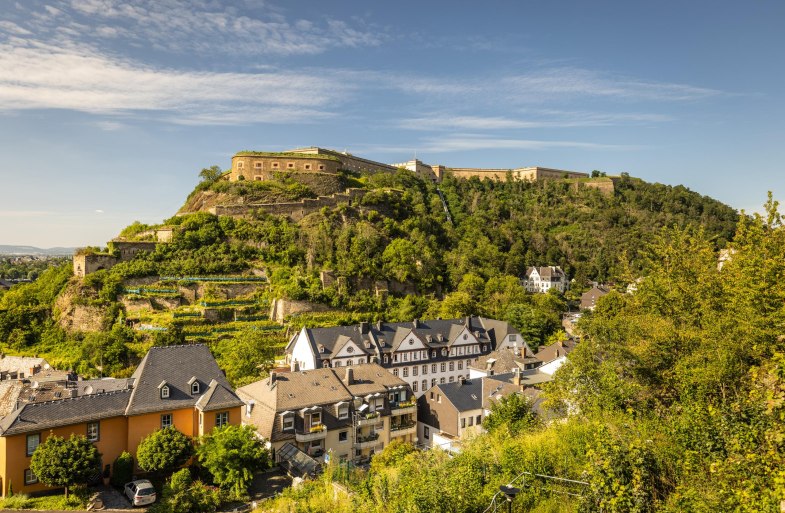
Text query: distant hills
0 245 76 256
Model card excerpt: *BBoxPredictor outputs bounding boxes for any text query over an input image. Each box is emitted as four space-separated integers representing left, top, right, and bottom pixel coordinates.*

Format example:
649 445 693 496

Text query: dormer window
158 381 170 399
281 412 294 431
188 376 200 395
337 403 349 420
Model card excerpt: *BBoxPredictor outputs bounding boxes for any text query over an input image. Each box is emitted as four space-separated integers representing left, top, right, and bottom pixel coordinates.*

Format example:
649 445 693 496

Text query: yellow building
0 344 243 497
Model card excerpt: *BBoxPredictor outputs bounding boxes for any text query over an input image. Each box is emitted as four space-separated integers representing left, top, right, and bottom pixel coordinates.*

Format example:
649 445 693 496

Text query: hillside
0 169 739 381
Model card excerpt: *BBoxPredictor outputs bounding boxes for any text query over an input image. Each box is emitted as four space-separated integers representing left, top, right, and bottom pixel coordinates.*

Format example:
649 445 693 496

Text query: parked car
124 479 157 506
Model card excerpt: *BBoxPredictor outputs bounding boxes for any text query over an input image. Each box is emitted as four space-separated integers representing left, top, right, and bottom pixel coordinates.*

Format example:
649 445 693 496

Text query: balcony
390 400 417 415
295 424 327 442
356 411 382 427
390 420 417 437
354 432 381 449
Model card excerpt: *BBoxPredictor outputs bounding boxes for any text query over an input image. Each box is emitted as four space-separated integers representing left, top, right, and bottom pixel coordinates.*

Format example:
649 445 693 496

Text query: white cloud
0 40 348 124
397 111 673 131
360 135 640 155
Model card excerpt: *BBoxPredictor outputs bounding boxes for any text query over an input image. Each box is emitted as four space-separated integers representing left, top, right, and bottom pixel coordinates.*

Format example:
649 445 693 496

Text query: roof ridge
23 388 132 408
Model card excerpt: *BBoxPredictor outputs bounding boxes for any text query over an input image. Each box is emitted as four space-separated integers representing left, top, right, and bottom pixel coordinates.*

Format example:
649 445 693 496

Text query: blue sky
1 0 783 247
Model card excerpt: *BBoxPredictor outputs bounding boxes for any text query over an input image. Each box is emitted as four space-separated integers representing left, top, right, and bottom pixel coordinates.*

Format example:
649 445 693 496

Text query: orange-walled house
0 344 243 497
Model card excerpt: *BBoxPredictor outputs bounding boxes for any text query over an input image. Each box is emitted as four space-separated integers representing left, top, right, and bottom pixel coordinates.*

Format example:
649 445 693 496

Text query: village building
468 344 540 379
580 285 610 311
286 317 522 397
0 344 243 497
522 266 568 294
416 377 483 452
237 363 415 471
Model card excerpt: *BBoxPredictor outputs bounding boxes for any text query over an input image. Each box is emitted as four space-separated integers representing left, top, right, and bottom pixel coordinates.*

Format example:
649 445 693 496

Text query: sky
1 0 784 247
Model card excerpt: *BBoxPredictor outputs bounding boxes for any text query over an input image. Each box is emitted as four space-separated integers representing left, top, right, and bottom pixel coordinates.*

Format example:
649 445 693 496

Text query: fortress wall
446 168 514 181
73 254 118 278
212 189 368 220
231 155 340 182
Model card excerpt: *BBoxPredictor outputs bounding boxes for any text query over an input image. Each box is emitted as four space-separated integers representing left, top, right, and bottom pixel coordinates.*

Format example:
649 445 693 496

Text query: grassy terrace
234 151 343 162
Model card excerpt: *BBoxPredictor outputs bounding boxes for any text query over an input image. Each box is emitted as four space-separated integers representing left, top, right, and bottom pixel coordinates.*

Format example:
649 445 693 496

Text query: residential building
482 370 548 417
522 266 567 294
417 378 483 452
468 344 540 379
580 285 610 311
237 363 415 471
0 344 243 497
286 317 522 397
534 338 578 376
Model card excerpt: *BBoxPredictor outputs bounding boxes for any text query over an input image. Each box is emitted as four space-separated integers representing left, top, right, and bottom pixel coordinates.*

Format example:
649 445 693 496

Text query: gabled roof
195 380 244 412
525 266 565 280
534 339 577 364
435 379 483 413
0 389 132 436
0 355 48 374
470 348 538 374
125 344 240 416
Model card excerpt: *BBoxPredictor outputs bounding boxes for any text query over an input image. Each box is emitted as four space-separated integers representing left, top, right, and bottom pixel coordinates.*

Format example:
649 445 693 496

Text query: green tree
199 165 223 184
482 392 539 436
213 328 278 387
30 434 101 498
158 468 223 513
196 424 269 496
136 427 193 476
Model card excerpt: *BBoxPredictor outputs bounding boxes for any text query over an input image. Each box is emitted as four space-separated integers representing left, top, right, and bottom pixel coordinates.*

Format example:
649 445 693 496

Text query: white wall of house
290 328 318 370
538 356 567 375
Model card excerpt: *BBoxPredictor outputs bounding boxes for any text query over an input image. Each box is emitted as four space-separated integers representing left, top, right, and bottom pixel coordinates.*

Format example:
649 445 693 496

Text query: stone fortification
231 152 341 182
446 166 589 182
210 188 368 221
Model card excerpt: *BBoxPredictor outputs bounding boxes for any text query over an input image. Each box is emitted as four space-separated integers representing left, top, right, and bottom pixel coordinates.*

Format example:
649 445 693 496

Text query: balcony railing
356 411 382 427
390 400 417 415
355 432 381 449
390 420 416 432
295 424 327 442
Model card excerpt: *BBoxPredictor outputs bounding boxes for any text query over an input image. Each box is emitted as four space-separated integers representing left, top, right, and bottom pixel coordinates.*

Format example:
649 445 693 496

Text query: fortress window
272 162 279 169
254 162 262 168
318 165 325 170
304 164 312 170
237 162 244 168
255 177 262 181
287 162 294 168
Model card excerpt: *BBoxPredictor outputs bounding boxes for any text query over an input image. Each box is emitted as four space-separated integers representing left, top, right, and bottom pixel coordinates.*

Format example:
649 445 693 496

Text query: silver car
124 479 157 506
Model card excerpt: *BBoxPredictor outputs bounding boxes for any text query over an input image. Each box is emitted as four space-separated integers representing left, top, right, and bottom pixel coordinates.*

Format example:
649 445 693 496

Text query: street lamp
499 484 520 513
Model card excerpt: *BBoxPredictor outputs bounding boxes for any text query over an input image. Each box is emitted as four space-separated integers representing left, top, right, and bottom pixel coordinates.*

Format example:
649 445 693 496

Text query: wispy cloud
0 39 348 124
397 111 672 131
360 135 640 155
9 0 386 57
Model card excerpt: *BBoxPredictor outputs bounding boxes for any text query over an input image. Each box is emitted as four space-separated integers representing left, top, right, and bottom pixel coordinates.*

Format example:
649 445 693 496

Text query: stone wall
269 298 334 323
231 154 340 182
73 254 118 278
212 188 368 220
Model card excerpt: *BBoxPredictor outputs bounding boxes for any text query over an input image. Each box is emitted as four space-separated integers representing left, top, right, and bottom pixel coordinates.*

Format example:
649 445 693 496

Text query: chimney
513 368 522 386
557 339 564 348
291 360 300 372
270 371 277 384
376 320 383 331
413 319 419 329
359 321 369 334
458 376 466 386
29 366 37 376
513 342 520 357
68 388 77 398
345 367 354 386
465 316 471 327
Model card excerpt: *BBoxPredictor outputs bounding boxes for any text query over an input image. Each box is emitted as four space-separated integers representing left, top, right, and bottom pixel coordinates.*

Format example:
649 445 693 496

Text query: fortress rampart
211 188 368 221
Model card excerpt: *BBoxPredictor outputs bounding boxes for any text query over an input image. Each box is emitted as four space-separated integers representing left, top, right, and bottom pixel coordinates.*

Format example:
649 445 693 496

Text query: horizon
1 0 783 247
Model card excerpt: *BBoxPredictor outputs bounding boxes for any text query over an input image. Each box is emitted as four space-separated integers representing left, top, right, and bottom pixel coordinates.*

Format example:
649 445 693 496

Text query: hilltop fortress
230 146 591 184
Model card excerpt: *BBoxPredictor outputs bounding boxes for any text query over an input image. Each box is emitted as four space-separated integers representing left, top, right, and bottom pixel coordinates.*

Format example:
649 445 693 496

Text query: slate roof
534 339 577 364
196 380 246 412
0 382 23 417
125 344 242 416
297 316 509 363
580 285 610 310
0 389 132 436
526 266 566 281
0 356 48 374
470 348 539 374
434 379 483 413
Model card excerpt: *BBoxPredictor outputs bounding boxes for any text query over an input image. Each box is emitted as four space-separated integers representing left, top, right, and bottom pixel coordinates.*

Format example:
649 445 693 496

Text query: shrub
111 451 134 488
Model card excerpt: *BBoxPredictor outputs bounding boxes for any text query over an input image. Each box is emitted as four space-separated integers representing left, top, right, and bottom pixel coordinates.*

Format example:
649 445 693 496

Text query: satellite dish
44 364 51 370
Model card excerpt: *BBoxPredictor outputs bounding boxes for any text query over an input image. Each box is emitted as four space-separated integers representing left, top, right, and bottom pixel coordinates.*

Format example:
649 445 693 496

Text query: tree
136 427 194 476
158 469 223 513
199 165 223 184
213 328 278 387
483 393 538 436
196 425 269 496
30 434 101 498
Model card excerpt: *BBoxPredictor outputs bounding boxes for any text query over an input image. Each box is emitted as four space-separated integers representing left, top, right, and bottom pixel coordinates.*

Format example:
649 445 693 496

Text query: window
339 431 348 443
449 362 454 371
24 468 38 485
466 359 471 368
161 414 173 428
413 366 418 376
282 415 294 430
338 405 349 420
287 162 294 168
482 345 487 351
346 359 353 366
449 376 454 383
304 164 312 170
440 363 446 372
413 381 418 392
431 378 436 388
441 348 447 356
436 394 441 403
393 354 398 362
468 416 474 426
424 426 430 439
215 411 229 427
422 364 428 375
254 162 262 168
318 165 325 170
393 368 399 377
87 421 100 442
191 382 200 395
403 367 409 377
477 415 482 425
237 161 244 169
375 397 385 409
26 433 40 456
384 355 388 364
311 411 322 427
509 334 517 341
403 353 408 362
461 418 466 428
422 380 427 392
463 333 468 340
458 361 463 370
431 350 436 358
160 385 170 399
440 377 445 384
431 364 437 373
272 162 279 168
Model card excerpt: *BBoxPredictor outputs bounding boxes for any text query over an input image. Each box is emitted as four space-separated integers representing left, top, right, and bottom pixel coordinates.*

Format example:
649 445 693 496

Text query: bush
111 451 134 487
151 468 224 513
